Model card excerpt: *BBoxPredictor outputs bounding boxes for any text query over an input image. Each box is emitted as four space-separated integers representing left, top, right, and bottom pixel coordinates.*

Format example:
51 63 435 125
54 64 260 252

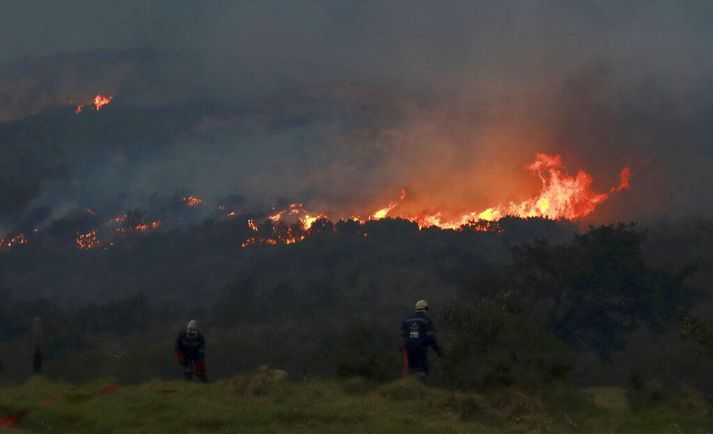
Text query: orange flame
611 167 631 192
77 214 161 249
301 214 325 230
93 94 113 111
367 153 631 228
75 94 113 114
368 189 406 220
240 153 631 248
490 154 630 221
371 202 398 220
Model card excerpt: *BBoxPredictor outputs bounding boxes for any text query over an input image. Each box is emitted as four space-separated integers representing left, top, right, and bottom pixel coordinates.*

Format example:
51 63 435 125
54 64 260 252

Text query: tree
440 268 574 390
511 224 691 360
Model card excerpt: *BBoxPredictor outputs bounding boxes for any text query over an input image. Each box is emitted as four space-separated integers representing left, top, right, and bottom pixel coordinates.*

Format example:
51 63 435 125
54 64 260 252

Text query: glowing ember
112 219 162 236
9 233 28 247
76 230 102 250
183 195 203 207
241 237 257 248
1 233 28 252
248 219 259 232
134 221 161 232
78 216 162 249
107 215 128 225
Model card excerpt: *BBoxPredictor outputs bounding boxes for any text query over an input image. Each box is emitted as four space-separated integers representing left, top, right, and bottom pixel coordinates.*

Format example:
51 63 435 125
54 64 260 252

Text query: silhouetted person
31 317 43 374
400 300 441 377
175 320 207 383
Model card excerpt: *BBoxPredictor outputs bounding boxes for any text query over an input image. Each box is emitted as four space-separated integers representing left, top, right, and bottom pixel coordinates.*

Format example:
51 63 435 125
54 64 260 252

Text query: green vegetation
1 374 712 433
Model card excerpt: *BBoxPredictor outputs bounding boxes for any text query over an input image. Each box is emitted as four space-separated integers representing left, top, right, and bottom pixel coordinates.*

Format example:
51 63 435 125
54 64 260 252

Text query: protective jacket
400 311 441 375
401 311 439 349
175 331 206 361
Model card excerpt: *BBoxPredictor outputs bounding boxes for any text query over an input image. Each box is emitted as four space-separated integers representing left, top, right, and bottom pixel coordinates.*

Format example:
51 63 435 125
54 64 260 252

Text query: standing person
31 317 43 375
175 320 208 383
400 300 441 377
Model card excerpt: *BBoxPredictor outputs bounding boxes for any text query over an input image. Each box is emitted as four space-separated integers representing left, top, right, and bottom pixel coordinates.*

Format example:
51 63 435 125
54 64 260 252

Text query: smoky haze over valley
1 1 713 231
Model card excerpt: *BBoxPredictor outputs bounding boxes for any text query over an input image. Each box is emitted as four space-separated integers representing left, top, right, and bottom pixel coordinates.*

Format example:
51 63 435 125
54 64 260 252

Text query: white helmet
186 320 198 338
414 299 429 311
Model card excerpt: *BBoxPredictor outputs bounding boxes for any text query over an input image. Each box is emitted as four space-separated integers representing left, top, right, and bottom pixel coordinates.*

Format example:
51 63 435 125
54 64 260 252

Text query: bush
438 279 574 390
335 321 401 382
230 365 289 396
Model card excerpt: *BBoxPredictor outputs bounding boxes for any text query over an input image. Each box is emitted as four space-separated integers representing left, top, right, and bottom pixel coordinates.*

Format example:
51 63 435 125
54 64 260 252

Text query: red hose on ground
0 409 27 427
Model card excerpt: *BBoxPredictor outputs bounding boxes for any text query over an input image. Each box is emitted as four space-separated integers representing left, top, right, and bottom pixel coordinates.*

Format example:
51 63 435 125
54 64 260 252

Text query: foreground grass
1 374 711 433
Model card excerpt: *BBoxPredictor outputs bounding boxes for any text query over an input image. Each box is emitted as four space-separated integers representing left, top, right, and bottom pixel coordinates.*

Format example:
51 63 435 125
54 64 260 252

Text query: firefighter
400 299 441 377
175 320 208 383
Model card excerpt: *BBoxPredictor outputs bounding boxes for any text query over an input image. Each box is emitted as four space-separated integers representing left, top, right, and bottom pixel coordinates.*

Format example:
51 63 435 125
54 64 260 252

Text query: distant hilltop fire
75 94 113 114
0 153 630 252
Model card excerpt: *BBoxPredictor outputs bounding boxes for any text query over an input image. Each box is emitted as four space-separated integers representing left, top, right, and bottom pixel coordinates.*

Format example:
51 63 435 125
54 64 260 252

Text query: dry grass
1 376 712 433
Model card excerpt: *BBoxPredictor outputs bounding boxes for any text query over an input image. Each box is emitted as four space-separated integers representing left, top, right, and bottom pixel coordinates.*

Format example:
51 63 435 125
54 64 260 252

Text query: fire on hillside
0 153 629 253
238 153 630 247
75 94 114 114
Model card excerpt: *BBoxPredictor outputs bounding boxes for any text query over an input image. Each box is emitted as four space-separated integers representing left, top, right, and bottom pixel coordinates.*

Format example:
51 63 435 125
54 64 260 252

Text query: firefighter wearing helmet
175 320 208 383
400 299 441 377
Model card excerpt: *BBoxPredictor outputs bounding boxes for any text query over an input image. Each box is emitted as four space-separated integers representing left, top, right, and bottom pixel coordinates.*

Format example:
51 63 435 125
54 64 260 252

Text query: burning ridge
0 154 630 253
74 94 113 114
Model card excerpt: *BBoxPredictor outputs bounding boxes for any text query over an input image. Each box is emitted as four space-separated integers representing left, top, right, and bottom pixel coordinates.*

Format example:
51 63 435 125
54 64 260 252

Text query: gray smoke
1 1 712 231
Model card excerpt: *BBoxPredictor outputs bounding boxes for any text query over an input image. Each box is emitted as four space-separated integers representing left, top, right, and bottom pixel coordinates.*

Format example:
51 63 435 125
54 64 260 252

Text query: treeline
1 217 712 395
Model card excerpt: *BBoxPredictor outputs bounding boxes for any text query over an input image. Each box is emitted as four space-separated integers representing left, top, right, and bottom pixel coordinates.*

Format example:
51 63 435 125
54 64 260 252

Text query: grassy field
1 371 711 433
